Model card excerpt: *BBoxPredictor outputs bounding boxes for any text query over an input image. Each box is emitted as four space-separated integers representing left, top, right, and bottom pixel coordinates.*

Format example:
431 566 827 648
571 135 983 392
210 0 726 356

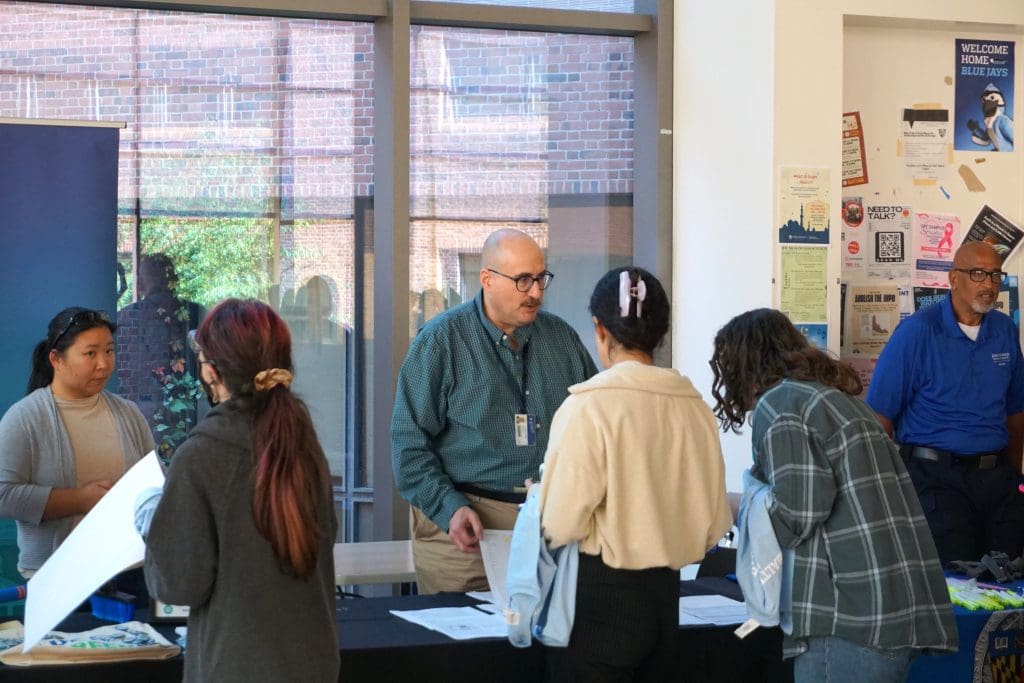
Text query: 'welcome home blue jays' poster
954 38 1015 152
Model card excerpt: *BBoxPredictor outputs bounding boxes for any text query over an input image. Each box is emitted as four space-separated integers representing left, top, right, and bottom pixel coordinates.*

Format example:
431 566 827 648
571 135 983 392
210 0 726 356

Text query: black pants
905 453 1024 564
546 553 679 683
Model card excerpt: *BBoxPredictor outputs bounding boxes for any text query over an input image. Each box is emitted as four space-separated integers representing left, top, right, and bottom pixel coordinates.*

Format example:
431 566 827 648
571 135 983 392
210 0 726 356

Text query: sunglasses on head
52 310 112 348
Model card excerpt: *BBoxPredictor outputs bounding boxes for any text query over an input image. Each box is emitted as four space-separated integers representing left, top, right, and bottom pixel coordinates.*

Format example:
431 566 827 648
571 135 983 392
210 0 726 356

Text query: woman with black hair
539 267 732 681
0 307 153 577
710 308 956 682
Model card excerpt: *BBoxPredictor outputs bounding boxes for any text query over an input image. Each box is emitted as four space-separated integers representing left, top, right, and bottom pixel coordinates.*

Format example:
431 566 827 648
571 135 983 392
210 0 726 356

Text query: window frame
14 0 672 544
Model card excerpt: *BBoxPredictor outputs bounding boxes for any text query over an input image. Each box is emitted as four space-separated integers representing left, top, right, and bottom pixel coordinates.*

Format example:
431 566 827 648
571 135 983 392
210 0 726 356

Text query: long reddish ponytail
196 299 329 578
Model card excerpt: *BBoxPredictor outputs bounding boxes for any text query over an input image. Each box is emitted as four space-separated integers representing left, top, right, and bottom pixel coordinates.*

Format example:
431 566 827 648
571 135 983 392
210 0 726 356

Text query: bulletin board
836 23 1024 395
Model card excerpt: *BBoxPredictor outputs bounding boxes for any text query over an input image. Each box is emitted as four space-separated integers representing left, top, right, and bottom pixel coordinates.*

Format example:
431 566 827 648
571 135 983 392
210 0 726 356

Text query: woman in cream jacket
539 267 732 682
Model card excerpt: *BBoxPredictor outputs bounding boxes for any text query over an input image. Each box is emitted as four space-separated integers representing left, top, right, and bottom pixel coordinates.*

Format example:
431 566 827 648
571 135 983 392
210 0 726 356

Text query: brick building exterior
1 1 637 536
1 2 634 330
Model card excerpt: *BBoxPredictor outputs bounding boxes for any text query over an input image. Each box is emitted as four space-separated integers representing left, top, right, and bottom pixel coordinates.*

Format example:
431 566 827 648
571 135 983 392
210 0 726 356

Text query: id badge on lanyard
478 310 536 447
515 413 537 447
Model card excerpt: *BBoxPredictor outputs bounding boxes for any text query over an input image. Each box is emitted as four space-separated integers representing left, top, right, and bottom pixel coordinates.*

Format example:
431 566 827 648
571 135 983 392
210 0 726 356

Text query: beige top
539 361 732 570
54 393 126 489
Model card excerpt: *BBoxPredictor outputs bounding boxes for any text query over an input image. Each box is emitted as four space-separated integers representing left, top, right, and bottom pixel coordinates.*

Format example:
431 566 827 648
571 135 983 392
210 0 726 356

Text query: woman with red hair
142 299 338 682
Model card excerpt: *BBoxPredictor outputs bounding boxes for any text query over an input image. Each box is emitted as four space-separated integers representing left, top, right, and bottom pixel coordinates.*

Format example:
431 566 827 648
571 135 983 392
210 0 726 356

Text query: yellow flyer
780 246 827 322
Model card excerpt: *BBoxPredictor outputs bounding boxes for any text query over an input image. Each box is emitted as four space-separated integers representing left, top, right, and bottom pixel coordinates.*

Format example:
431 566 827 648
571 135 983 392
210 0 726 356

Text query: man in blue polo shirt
867 241 1024 564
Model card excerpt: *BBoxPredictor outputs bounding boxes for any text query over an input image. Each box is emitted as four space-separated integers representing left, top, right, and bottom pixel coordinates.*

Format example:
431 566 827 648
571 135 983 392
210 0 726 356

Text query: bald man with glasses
868 241 1024 564
391 229 597 593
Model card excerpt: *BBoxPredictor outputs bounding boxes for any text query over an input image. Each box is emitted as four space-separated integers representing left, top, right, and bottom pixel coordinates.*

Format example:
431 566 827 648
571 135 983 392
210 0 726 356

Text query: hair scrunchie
254 368 294 392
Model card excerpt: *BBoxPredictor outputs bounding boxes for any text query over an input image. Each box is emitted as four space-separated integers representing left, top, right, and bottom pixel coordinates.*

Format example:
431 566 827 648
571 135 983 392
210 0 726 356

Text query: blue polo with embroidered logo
866 293 1024 454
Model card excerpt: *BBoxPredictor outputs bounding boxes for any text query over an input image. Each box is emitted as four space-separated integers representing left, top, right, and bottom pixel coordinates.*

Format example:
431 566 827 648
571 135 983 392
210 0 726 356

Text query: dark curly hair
589 266 670 356
709 308 861 433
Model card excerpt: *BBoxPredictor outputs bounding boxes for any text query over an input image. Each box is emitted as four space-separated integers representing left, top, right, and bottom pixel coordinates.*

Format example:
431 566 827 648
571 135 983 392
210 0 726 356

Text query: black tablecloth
0 578 793 682
337 578 791 682
337 592 546 681
677 578 791 682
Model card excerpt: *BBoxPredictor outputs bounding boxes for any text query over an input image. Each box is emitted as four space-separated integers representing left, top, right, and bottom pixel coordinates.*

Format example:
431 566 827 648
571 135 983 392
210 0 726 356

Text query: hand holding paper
22 452 165 653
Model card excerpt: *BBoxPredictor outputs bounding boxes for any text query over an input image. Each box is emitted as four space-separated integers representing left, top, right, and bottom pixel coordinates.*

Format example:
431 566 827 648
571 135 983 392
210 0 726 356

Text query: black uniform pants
904 449 1024 564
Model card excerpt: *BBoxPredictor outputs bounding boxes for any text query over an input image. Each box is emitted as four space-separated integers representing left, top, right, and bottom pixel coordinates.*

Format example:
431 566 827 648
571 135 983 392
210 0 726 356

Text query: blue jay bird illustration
967 83 1014 151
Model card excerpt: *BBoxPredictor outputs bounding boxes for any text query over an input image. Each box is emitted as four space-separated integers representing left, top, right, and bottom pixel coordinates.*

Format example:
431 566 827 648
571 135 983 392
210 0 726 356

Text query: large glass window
1 0 659 550
409 26 634 356
0 1 371 541
436 0 634 12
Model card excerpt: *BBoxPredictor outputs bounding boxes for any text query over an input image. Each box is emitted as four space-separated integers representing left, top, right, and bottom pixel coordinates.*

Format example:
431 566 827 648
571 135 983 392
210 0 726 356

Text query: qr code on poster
875 232 904 262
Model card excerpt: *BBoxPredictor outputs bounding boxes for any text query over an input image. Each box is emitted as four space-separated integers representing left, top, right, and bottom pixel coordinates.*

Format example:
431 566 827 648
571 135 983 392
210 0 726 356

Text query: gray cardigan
0 387 154 571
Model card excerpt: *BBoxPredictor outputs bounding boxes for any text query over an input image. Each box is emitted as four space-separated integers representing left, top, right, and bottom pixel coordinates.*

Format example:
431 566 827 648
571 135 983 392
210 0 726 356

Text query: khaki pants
411 493 521 594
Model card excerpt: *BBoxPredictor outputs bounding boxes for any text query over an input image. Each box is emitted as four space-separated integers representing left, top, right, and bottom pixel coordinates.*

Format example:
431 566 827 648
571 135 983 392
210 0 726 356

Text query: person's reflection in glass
287 276 350 492
116 253 203 461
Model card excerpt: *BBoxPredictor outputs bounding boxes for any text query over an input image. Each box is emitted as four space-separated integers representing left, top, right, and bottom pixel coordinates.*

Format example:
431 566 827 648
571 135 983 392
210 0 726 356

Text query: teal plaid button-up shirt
391 293 597 530
752 380 957 658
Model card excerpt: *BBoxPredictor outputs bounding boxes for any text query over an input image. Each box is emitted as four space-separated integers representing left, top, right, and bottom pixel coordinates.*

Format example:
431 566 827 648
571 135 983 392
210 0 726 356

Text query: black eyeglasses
487 269 555 292
187 330 216 367
51 310 112 348
953 267 1007 285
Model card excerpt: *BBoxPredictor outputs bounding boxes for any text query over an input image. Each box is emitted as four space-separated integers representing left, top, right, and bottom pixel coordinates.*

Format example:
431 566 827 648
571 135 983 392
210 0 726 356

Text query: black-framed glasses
51 310 112 348
487 268 555 292
953 267 1007 285
187 330 216 367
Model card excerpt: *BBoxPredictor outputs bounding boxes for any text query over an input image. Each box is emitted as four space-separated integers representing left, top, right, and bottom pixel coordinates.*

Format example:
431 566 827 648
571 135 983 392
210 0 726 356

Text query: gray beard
971 299 994 315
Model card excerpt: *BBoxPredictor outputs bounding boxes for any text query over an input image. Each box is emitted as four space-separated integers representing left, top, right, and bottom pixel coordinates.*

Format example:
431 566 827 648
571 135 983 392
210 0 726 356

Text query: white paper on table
23 452 164 652
678 594 750 626
478 529 512 610
389 607 507 640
